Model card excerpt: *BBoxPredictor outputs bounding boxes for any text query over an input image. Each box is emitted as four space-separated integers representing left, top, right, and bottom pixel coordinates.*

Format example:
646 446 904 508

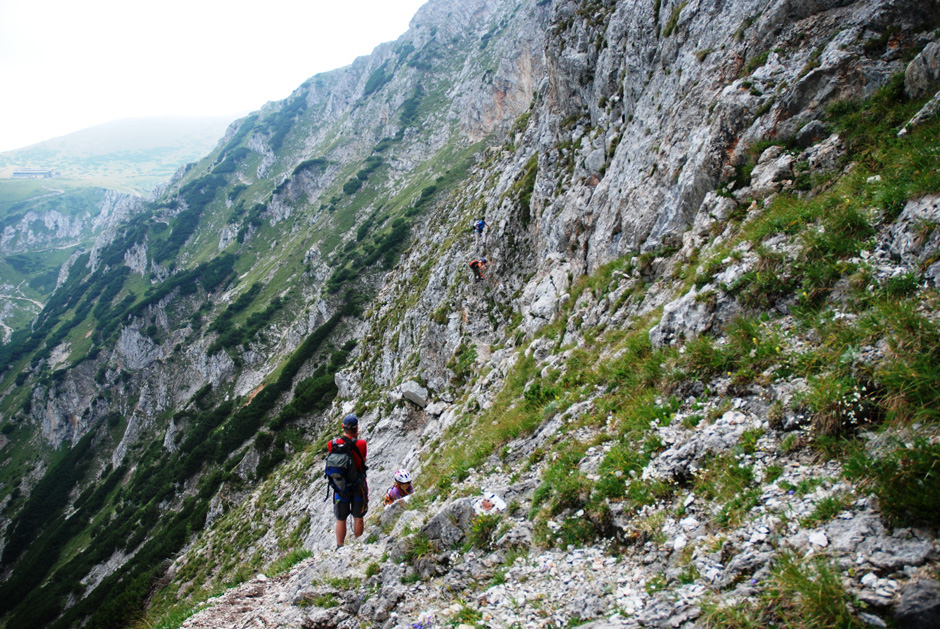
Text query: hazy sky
0 0 428 152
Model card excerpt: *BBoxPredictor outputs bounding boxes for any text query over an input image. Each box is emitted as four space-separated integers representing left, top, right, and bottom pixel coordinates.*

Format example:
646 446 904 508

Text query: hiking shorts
334 498 367 520
333 481 368 520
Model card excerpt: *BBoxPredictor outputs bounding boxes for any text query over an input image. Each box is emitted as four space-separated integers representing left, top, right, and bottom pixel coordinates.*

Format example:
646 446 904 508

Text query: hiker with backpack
324 413 368 548
469 257 488 281
472 218 489 244
383 469 414 506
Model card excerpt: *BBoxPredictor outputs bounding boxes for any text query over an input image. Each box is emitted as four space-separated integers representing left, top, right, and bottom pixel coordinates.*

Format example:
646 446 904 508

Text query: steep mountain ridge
0 0 939 627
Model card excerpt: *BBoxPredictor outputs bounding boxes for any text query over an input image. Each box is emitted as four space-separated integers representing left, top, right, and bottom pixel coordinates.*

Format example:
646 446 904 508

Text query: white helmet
394 469 412 483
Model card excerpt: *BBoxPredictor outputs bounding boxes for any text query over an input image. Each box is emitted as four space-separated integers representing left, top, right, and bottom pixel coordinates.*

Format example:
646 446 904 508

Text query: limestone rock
497 521 534 549
334 370 360 400
796 120 827 148
520 254 571 334
889 194 940 283
422 498 476 548
123 240 149 275
802 134 845 173
115 326 163 371
304 606 342 628
750 146 795 197
399 381 429 408
905 41 940 100
900 89 940 136
16 2 940 627
894 579 940 629
649 285 719 347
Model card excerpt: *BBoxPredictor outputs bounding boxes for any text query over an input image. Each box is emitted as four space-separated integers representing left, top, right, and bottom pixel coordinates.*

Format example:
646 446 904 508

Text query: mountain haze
0 116 235 193
1 0 939 628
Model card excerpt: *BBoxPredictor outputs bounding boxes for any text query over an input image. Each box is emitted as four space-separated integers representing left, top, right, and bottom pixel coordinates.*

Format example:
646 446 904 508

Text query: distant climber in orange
469 257 488 281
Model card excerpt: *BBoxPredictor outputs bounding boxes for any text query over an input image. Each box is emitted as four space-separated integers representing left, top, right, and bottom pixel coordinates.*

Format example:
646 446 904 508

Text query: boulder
889 195 940 284
900 90 940 137
867 535 934 572
304 606 342 628
649 281 741 349
795 120 827 148
334 371 360 400
584 148 607 175
358 596 393 622
497 521 534 549
750 145 794 197
649 284 717 347
803 134 845 172
425 401 448 416
894 579 940 629
400 380 429 408
414 552 452 579
905 41 940 100
421 498 476 548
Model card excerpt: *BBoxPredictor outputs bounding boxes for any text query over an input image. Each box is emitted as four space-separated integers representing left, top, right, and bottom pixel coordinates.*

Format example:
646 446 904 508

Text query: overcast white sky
0 0 428 152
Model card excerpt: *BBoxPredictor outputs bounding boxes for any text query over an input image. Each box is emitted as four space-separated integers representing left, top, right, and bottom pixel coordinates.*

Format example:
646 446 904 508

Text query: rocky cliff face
1 0 939 627
0 189 140 259
0 209 84 255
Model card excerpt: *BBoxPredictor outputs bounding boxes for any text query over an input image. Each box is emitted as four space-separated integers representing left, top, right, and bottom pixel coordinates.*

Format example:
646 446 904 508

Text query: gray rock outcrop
905 41 940 100
894 579 940 629
889 194 940 284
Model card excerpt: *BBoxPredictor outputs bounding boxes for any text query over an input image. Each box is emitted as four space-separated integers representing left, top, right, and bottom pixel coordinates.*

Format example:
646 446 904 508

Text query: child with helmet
384 469 414 505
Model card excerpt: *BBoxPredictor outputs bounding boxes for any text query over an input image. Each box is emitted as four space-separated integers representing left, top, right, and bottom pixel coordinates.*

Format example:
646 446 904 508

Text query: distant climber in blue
473 218 489 244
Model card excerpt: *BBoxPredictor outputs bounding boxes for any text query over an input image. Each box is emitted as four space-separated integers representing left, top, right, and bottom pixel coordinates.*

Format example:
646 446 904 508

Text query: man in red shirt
327 413 368 548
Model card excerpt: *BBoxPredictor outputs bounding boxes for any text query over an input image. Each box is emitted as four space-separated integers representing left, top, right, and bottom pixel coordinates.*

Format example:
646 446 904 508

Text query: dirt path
0 293 44 309
180 575 297 629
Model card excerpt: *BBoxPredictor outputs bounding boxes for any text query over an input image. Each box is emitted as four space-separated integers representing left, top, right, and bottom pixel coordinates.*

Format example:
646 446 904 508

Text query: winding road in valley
0 293 44 309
